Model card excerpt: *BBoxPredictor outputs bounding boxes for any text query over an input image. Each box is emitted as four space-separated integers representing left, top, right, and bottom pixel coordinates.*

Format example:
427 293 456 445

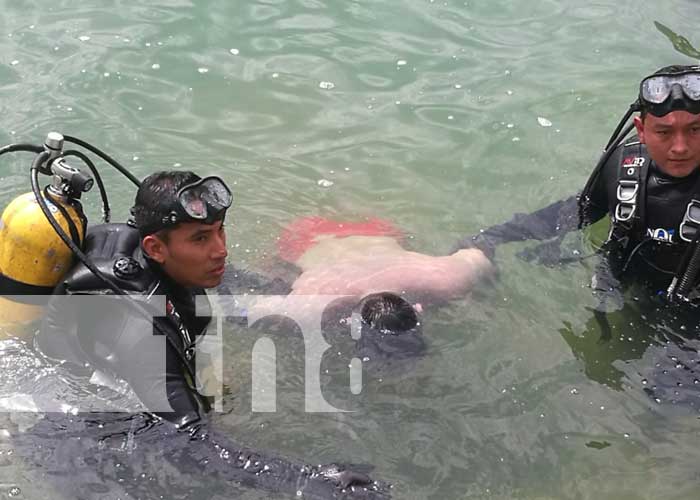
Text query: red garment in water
277 216 403 263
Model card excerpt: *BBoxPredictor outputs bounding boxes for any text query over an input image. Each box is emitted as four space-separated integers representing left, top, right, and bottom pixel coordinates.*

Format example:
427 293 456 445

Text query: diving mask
161 176 233 226
639 67 700 116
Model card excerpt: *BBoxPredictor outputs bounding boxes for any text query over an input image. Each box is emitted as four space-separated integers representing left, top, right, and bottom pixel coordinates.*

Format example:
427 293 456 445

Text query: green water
1 0 700 498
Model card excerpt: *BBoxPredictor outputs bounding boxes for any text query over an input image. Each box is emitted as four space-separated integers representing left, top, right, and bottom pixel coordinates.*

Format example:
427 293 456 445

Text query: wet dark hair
359 292 418 333
640 64 700 119
131 170 201 237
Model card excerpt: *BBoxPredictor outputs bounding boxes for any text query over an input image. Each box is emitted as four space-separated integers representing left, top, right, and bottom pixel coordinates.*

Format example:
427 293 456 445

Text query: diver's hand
310 463 393 498
315 463 374 489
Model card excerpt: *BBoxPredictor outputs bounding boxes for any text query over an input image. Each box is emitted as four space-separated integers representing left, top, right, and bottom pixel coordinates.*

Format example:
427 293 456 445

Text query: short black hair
132 171 201 237
359 292 418 333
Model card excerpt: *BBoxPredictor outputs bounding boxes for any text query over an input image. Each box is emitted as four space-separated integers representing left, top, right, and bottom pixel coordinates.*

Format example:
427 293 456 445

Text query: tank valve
49 158 94 198
41 132 65 174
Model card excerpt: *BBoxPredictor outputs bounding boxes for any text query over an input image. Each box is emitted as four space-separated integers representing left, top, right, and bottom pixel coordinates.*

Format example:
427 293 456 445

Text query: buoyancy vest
601 139 700 289
38 223 211 425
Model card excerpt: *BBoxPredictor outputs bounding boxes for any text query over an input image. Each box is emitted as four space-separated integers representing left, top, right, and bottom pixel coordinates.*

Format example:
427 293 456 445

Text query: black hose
674 237 700 298
580 104 639 207
578 121 636 228
675 245 700 297
63 149 111 223
43 186 82 247
0 143 43 156
604 104 638 151
30 154 196 382
581 122 636 199
63 135 141 187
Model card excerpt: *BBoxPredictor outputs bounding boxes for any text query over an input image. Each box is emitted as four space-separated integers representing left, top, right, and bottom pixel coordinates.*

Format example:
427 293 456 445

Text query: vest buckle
615 179 638 222
680 199 700 242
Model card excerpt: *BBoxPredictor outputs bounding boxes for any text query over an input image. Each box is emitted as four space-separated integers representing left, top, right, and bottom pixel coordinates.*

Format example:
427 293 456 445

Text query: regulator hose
672 234 700 300
63 135 141 187
0 143 43 156
29 152 197 383
63 149 111 223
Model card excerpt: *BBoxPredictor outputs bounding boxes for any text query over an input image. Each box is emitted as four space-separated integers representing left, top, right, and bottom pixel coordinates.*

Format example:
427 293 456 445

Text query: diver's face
144 219 228 288
634 110 700 177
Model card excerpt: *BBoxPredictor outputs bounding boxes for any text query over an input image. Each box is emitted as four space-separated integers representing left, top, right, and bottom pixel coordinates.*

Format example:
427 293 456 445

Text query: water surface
1 1 700 498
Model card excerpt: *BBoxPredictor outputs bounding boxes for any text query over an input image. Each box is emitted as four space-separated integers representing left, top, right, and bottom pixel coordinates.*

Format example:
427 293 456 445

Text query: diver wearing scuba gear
455 64 700 301
40 169 230 427
37 170 389 498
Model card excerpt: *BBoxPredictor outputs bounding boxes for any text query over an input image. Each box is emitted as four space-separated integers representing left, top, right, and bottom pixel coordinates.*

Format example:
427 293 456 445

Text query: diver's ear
633 115 646 144
142 234 168 264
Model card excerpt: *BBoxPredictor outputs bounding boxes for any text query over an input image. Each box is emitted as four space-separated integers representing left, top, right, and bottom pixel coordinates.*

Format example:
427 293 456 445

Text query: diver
35 170 391 499
446 64 700 408
0 131 462 497
454 64 700 306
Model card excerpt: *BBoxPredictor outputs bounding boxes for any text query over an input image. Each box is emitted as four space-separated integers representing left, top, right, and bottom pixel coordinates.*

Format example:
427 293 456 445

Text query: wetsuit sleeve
38 282 87 367
116 326 207 427
453 195 580 259
49 292 207 427
171 423 390 499
453 147 619 259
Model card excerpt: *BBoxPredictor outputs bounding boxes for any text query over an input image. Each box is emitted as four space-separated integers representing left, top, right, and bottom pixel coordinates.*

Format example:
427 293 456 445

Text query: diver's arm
173 421 389 499
453 151 615 260
453 195 581 259
117 330 208 427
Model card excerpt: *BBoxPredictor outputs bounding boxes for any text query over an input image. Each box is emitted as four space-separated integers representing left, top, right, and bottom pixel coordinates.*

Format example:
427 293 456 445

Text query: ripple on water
1 0 700 499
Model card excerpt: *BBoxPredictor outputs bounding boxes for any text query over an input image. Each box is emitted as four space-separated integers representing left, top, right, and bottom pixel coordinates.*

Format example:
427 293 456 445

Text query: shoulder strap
62 223 154 293
609 140 650 248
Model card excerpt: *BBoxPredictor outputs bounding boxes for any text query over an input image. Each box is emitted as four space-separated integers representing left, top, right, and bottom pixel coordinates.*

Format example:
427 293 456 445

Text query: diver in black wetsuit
37 171 390 499
452 65 700 409
455 65 700 305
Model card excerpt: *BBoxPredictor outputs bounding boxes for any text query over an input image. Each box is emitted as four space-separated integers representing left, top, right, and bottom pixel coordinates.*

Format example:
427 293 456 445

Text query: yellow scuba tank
0 191 85 331
0 132 94 334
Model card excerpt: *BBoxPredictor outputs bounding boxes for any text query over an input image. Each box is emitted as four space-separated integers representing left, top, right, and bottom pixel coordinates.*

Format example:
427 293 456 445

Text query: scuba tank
0 132 138 332
0 132 202 385
0 192 86 327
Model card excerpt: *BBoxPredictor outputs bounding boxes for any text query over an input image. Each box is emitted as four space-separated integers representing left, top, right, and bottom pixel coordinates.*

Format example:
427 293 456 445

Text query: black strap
609 141 650 249
0 273 54 303
44 187 83 249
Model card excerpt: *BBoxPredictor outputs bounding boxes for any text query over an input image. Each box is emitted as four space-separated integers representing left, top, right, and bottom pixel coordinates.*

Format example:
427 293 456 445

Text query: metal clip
680 199 700 243
616 179 638 202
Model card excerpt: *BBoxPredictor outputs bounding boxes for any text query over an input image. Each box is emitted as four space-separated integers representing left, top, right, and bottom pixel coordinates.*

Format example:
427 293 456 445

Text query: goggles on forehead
639 68 700 116
163 176 233 226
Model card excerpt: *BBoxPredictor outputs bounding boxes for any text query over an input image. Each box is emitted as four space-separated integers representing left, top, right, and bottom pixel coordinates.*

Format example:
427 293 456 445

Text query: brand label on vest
646 227 675 242
622 156 645 168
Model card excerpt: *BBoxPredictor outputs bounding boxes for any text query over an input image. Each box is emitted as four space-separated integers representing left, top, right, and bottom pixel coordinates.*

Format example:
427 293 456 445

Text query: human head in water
634 64 700 178
357 292 420 334
131 171 231 288
351 292 426 366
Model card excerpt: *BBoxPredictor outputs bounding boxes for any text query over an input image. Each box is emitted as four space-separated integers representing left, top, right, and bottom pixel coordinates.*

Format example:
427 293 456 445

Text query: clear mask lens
178 176 232 220
680 73 700 100
641 72 700 104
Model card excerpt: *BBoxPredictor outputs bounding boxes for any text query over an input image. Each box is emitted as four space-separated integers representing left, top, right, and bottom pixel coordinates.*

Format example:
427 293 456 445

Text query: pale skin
139 220 493 305
288 235 494 302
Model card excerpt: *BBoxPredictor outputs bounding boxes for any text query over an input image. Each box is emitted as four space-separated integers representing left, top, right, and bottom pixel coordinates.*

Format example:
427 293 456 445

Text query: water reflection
559 292 700 413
